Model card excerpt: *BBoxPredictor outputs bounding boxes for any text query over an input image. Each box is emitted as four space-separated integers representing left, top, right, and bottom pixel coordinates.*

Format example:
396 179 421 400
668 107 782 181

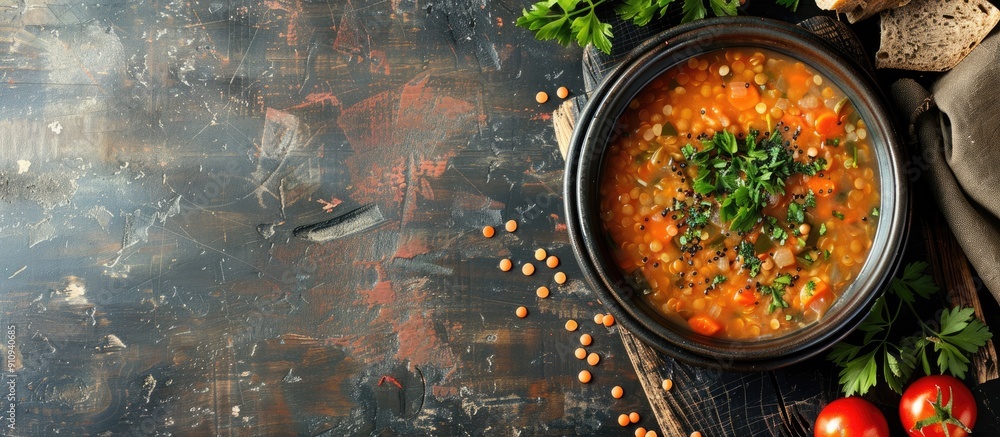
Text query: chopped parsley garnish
737 240 761 277
683 128 825 233
819 223 827 236
804 280 816 297
787 201 805 224
760 273 792 313
712 275 726 287
871 207 880 217
833 210 845 220
804 190 817 208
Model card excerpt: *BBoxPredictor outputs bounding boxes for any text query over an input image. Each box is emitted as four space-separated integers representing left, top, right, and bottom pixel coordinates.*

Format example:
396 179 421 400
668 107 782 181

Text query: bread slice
815 0 912 23
876 0 1000 71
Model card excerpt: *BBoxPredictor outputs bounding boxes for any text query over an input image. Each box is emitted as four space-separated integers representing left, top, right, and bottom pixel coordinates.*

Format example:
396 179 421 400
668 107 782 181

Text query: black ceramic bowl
564 17 909 371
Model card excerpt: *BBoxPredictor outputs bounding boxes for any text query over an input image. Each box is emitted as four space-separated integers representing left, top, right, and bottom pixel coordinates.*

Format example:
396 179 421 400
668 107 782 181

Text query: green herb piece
804 190 817 208
519 0 800 63
827 262 993 396
871 207 880 217
516 0 613 54
849 144 859 168
786 314 793 321
828 138 840 147
833 210 845 220
760 273 792 313
712 275 726 287
686 129 822 233
819 222 827 236
774 0 799 10
787 202 805 224
824 249 831 260
737 240 761 277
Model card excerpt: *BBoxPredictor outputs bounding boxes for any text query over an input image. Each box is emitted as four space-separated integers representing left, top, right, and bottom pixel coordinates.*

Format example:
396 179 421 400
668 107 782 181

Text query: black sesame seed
744 83 750 88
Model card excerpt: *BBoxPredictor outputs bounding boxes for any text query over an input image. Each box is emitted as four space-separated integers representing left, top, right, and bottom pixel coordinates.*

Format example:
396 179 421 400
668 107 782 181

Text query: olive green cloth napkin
891 33 1000 301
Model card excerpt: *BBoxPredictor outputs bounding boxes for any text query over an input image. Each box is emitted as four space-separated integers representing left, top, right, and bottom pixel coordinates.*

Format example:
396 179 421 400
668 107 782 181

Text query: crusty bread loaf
875 0 1000 71
815 0 912 23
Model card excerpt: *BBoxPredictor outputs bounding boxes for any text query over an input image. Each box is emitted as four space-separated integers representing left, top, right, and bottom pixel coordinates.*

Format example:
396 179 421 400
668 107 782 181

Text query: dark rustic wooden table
1 0 998 435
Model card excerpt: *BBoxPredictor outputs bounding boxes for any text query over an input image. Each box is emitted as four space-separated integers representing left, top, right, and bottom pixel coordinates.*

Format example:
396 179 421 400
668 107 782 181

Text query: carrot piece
814 111 843 138
800 278 831 307
733 288 757 307
727 81 760 111
807 175 836 197
687 315 722 336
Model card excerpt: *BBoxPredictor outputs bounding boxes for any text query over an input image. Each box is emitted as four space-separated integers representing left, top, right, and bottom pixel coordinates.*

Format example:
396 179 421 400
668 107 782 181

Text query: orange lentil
575 348 587 359
546 255 560 268
505 219 518 232
534 248 547 261
536 286 550 298
556 86 570 99
587 352 600 366
618 414 630 427
499 259 512 271
536 91 549 104
645 431 658 437
522 263 535 276
554 271 567 284
578 370 592 383
579 333 593 346
629 412 640 423
635 428 648 437
482 226 495 238
690 432 702 437
594 313 605 324
611 386 624 399
662 379 673 391
565 319 579 331
602 314 616 327
515 306 528 318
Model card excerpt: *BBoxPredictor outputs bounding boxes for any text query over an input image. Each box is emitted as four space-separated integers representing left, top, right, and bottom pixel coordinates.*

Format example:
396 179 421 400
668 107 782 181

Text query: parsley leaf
774 0 799 11
828 262 993 396
818 222 827 236
516 0 613 53
760 273 792 313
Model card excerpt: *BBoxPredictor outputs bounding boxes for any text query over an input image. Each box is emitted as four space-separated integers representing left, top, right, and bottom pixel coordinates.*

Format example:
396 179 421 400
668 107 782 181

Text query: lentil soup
598 48 880 341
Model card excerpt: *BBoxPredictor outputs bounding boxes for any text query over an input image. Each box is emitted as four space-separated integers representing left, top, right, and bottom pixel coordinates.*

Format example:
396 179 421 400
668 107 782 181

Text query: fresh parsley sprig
827 262 994 396
517 0 799 55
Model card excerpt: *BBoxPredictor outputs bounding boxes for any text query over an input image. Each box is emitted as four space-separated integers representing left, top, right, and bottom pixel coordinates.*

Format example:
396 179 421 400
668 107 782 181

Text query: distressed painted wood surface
0 0 998 436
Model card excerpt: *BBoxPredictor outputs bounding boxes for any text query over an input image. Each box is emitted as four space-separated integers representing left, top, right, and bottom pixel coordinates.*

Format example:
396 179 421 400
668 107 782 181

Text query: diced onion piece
772 247 795 269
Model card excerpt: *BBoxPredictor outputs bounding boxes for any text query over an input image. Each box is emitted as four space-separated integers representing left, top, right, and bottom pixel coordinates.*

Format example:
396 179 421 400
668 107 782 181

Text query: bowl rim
563 17 910 371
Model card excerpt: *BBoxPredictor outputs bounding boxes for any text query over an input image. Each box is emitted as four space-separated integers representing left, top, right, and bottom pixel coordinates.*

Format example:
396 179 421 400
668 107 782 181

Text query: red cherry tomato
899 375 977 437
814 397 890 437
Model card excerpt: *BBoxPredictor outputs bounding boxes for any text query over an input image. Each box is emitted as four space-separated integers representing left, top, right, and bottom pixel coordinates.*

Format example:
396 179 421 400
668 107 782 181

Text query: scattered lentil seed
536 286 550 298
618 414 630 427
546 255 560 268
611 386 624 399
629 412 640 423
645 431 658 437
499 259 512 271
602 314 616 327
505 219 518 232
535 91 549 104
578 370 592 383
482 226 495 238
516 306 528 318
579 334 593 346
635 428 647 437
575 348 587 359
662 379 673 391
556 86 569 99
594 313 604 324
554 272 567 284
690 432 702 437
534 248 547 261
565 319 579 332
587 352 600 366
522 263 535 276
